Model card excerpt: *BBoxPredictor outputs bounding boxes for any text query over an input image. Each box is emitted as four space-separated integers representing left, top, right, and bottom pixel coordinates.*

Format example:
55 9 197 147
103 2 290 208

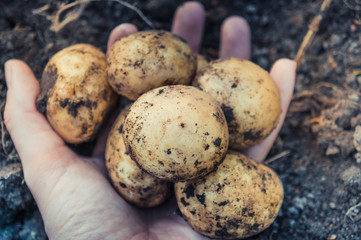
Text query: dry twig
1 121 8 155
0 97 8 155
353 70 361 76
295 0 333 68
264 150 291 165
34 0 154 32
32 3 50 15
51 1 87 32
344 202 361 222
343 0 361 11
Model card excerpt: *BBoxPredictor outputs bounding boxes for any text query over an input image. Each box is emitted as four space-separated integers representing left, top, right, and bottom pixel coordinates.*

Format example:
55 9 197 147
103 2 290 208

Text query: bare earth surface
0 0 361 239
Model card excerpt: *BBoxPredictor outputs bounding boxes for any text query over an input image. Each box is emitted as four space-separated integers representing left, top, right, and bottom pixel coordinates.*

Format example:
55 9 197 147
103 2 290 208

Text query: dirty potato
175 151 284 239
196 54 208 74
123 85 229 182
36 44 117 143
194 58 281 150
105 105 172 208
107 30 197 100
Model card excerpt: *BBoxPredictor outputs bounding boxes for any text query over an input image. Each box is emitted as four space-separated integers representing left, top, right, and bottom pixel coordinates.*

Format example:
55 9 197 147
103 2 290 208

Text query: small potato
194 58 281 150
105 105 172 208
107 30 196 100
175 151 284 239
196 54 208 74
37 44 117 143
123 85 229 182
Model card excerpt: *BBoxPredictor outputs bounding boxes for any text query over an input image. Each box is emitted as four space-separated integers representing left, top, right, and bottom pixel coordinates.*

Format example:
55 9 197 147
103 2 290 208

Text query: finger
243 59 296 163
107 23 138 54
171 1 205 53
219 16 251 59
4 59 78 196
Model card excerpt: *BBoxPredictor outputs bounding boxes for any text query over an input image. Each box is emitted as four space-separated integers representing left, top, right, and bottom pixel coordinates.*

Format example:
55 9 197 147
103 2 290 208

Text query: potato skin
105 105 172 208
175 151 284 239
123 85 229 182
194 58 281 150
37 44 117 143
196 54 208 74
107 30 196 100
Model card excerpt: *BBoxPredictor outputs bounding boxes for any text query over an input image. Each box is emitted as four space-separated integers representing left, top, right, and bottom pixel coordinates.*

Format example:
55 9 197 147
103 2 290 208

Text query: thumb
4 60 77 201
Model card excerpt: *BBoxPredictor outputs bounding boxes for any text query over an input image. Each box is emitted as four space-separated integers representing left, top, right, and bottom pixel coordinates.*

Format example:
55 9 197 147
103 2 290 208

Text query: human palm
4 2 296 239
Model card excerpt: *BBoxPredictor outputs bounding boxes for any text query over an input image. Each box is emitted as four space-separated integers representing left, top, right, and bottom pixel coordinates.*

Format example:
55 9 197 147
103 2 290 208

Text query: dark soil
1 0 361 239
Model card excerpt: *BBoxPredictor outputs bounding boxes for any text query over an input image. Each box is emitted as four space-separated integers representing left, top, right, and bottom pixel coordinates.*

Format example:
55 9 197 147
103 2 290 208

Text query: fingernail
4 61 13 88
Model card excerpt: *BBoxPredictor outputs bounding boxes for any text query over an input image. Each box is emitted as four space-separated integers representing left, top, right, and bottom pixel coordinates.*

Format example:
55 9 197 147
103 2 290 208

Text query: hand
4 2 296 239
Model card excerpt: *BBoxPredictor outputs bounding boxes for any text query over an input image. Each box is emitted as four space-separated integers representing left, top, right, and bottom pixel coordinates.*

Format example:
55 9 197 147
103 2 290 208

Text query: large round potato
107 30 197 100
105 105 172 208
175 151 284 239
194 58 281 150
123 85 229 182
37 44 117 143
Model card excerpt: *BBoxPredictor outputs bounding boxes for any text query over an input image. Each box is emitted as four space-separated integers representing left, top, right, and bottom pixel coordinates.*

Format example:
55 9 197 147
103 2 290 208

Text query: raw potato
107 30 197 100
194 58 281 150
175 151 284 239
123 85 229 182
105 105 172 208
196 54 208 74
37 44 117 143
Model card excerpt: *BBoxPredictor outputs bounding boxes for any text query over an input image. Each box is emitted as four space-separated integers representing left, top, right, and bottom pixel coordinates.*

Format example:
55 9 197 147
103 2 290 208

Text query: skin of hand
3 2 296 240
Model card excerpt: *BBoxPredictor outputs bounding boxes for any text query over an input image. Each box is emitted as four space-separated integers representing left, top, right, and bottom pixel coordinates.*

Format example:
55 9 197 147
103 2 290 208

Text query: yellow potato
196 54 208 74
37 44 117 143
105 105 172 208
175 151 284 239
107 30 196 100
123 85 229 182
194 58 281 150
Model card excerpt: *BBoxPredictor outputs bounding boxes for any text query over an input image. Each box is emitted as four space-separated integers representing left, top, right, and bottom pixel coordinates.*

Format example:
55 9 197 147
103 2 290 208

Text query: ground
0 0 361 239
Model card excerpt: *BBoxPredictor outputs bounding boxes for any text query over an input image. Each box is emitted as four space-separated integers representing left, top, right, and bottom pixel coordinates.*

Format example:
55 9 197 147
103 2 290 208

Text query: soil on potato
0 0 360 239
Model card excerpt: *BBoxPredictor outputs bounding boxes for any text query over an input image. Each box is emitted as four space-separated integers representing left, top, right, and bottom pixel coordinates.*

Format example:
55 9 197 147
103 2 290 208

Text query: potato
105 105 172 208
194 58 281 150
196 54 208 74
175 151 284 239
123 85 229 182
36 44 117 143
107 30 196 100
